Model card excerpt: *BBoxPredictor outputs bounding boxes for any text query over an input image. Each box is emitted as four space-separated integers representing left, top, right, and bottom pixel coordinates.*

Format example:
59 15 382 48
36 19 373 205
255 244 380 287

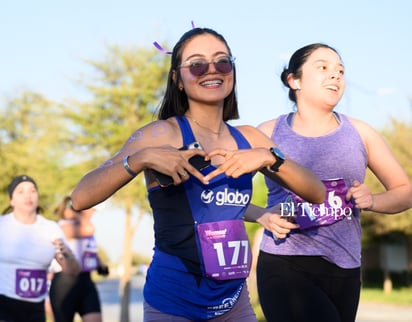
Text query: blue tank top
260 113 367 268
144 116 252 320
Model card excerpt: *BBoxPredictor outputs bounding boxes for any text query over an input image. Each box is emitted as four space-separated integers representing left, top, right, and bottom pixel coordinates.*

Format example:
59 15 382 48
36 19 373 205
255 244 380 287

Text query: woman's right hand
256 205 299 240
141 145 210 186
53 239 80 275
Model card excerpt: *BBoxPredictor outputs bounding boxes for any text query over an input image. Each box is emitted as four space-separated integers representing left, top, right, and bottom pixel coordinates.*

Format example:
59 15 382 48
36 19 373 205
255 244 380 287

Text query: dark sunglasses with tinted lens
179 56 235 77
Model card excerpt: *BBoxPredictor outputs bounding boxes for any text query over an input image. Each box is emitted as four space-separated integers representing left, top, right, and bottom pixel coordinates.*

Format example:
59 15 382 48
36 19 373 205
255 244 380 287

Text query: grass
360 286 412 305
360 269 412 305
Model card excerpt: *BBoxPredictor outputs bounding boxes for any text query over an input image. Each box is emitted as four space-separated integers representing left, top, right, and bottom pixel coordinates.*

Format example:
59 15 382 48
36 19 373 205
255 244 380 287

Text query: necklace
185 115 224 135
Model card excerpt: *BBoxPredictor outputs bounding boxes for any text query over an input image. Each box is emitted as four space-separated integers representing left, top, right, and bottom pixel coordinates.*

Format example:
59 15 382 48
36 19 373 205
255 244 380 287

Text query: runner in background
49 196 109 322
0 175 79 322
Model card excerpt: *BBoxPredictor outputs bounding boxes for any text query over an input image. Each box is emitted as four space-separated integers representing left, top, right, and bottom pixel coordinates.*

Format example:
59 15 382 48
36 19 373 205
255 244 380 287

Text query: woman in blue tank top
70 28 326 321
256 43 412 322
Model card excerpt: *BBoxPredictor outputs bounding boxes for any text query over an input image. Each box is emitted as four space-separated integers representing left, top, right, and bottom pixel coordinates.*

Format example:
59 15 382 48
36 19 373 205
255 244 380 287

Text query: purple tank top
260 113 367 268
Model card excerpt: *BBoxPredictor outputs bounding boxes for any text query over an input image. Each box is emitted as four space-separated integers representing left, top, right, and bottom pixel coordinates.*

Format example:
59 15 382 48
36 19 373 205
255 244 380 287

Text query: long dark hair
156 27 239 121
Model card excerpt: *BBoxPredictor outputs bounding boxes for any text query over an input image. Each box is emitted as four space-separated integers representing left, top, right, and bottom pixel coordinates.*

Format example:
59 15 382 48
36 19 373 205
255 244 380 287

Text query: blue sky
2 0 411 260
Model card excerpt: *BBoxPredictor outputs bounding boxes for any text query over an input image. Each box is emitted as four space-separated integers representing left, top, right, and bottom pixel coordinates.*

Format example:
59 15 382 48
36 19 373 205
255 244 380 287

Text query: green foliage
381 119 412 176
131 252 151 266
251 172 269 208
362 119 412 242
63 46 171 314
62 44 169 212
0 91 75 217
245 173 269 236
0 44 170 223
360 287 412 305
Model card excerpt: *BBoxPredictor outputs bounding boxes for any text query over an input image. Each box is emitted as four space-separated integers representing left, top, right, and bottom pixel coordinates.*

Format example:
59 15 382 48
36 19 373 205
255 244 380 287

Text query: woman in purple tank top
255 43 412 322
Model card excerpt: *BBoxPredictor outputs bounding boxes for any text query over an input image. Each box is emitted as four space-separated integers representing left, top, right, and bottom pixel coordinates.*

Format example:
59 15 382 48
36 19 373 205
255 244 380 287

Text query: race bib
196 220 252 280
82 251 98 271
15 269 47 299
289 178 353 230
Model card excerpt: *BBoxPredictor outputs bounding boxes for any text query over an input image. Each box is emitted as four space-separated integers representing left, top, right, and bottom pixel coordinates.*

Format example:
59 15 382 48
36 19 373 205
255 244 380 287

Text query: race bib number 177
196 219 252 280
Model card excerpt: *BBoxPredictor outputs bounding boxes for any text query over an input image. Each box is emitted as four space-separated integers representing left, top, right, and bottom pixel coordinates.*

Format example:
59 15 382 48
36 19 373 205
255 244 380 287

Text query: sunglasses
179 55 235 77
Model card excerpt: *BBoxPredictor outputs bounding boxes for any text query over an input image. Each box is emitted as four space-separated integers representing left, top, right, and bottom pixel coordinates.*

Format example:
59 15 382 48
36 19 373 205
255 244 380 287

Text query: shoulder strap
175 116 196 146
227 124 251 149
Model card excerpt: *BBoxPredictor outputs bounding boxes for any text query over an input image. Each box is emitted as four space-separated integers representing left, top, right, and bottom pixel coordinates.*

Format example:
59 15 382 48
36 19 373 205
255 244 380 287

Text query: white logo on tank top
201 188 250 206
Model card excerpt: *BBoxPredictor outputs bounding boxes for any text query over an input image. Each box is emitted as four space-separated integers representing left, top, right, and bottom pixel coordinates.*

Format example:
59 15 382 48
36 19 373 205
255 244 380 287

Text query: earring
179 85 184 91
294 80 301 90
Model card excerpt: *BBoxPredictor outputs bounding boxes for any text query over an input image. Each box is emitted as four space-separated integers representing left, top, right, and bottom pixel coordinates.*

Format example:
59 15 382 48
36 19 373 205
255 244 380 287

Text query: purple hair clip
153 21 196 55
153 41 172 55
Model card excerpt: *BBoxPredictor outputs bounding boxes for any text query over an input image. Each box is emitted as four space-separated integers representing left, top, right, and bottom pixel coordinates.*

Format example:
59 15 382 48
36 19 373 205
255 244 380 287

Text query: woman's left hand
346 180 374 210
204 148 269 181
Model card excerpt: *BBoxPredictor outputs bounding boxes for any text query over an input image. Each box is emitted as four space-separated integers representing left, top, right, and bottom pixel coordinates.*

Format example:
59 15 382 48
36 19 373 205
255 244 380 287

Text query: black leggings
256 252 361 322
0 295 45 322
50 272 101 322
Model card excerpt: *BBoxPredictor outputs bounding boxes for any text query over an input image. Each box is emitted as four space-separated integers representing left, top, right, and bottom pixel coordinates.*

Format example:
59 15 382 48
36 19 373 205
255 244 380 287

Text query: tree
362 118 412 241
361 118 412 292
64 44 169 321
0 90 74 217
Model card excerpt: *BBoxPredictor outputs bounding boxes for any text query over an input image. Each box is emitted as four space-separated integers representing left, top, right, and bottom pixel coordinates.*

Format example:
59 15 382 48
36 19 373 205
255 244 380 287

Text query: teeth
326 85 338 91
201 80 222 86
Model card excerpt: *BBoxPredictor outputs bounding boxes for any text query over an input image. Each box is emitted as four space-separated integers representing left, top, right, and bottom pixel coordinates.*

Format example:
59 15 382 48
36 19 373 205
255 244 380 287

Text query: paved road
97 275 144 322
356 302 412 322
97 276 412 322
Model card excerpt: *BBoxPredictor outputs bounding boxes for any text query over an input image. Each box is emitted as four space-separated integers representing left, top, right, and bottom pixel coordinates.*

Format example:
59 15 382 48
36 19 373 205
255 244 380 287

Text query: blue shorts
143 284 257 321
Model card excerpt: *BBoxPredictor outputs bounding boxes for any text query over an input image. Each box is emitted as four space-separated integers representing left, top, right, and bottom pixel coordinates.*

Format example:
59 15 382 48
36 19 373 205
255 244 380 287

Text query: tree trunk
120 207 133 322
383 269 392 294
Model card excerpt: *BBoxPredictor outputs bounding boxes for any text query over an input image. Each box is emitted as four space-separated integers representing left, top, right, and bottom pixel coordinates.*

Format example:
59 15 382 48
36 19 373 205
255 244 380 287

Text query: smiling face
295 47 346 110
177 33 234 107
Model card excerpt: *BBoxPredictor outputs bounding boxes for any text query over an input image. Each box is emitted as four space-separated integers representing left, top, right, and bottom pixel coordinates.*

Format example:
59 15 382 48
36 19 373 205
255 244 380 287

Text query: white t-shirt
0 213 64 302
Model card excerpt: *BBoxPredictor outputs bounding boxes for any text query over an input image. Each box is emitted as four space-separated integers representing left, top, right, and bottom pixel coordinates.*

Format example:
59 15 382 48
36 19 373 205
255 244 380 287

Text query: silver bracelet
123 156 137 177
